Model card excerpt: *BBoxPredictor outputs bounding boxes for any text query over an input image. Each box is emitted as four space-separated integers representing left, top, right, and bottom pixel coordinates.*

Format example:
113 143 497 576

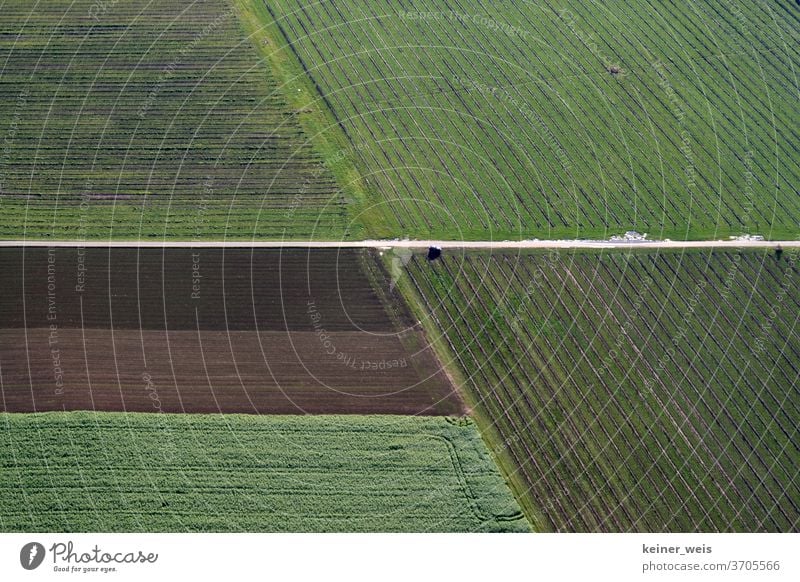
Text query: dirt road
0 239 797 249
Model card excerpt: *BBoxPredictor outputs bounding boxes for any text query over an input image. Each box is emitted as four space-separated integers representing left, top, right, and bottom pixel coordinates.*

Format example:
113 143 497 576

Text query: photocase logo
20 542 46 570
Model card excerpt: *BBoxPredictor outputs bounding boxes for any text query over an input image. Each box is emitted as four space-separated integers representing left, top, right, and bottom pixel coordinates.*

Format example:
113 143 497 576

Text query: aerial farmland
265 0 800 241
0 0 797 547
0 0 362 239
402 248 798 531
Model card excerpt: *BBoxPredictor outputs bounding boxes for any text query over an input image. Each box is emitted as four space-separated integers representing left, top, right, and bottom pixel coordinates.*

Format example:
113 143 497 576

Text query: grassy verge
230 0 391 239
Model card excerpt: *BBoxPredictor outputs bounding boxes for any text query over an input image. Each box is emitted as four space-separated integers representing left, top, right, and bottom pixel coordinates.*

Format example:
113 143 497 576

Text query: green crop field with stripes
402 249 798 531
265 0 799 240
0 0 367 239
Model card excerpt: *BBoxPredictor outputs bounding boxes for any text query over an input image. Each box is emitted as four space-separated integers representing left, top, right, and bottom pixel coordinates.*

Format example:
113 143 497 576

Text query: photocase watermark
307 299 407 370
19 540 159 574
74 179 93 295
74 248 88 292
142 372 160 410
190 252 202 300
20 540 159 573
285 141 370 220
342 354 408 371
741 150 755 203
598 271 653 375
188 175 211 302
308 299 333 349
722 0 755 50
20 542 46 570
642 279 708 392
399 10 529 39
717 251 745 307
453 75 572 176
190 175 214 243
651 59 696 197
141 372 177 462
44 248 65 396
491 250 563 334
87 0 122 21
491 432 522 457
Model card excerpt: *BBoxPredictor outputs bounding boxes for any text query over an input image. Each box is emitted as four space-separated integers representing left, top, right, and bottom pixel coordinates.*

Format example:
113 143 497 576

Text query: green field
3 0 797 241
0 412 527 532
402 249 799 531
0 0 366 239
265 0 800 240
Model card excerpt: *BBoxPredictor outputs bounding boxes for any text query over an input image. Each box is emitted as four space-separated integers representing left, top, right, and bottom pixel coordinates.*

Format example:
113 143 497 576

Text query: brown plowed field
0 248 398 331
0 248 462 415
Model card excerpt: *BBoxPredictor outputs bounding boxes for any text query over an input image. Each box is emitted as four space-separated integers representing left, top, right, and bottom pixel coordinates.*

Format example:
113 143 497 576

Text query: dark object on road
427 246 442 261
775 245 783 261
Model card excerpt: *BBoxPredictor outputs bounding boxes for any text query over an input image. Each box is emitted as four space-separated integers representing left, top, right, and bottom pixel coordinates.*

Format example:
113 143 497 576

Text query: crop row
0 0 351 239
404 249 799 531
267 0 800 239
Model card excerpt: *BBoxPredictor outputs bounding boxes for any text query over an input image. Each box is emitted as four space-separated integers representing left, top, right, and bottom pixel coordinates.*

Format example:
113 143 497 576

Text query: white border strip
1 533 797 581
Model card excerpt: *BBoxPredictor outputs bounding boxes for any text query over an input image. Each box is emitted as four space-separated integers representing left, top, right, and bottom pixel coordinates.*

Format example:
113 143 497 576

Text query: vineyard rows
404 249 799 530
267 0 800 240
0 0 352 239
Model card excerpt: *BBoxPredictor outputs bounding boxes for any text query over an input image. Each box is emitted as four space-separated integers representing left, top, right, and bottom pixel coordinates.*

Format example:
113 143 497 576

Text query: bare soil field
0 248 462 415
0 248 400 331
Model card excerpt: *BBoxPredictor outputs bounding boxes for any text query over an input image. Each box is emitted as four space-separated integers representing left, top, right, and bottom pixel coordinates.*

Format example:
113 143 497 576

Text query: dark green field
0 413 527 532
0 0 363 239
402 249 799 531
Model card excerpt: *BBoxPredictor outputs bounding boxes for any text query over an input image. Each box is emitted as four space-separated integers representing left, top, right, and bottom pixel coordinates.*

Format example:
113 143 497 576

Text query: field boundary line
386 253 545 530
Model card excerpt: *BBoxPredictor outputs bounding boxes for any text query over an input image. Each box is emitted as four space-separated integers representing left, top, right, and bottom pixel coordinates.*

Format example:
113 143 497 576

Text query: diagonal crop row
267 0 800 240
403 249 799 531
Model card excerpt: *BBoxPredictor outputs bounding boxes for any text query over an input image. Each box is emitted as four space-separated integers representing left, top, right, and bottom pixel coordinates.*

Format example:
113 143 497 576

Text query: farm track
1 240 797 249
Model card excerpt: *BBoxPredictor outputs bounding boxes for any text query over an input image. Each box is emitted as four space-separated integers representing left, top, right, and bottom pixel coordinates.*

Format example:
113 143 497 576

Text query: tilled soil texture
0 248 462 415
